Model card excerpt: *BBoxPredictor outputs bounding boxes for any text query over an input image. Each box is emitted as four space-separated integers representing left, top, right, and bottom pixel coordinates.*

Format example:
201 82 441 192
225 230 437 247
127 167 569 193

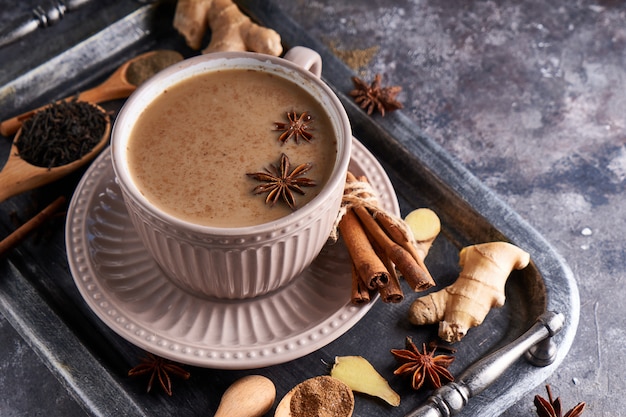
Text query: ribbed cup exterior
111 50 351 300
120 182 344 299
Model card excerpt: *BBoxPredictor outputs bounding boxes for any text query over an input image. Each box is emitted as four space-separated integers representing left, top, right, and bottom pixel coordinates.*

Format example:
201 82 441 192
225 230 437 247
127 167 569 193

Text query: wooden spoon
214 375 276 417
274 387 295 417
274 376 354 417
0 50 183 137
0 106 110 203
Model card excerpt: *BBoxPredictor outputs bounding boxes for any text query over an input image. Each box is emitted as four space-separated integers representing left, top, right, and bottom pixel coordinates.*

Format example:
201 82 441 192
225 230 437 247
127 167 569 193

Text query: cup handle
284 46 322 78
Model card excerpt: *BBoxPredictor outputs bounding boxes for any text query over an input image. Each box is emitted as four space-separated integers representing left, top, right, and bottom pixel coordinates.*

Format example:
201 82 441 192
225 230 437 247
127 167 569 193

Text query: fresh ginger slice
404 208 441 242
404 208 441 259
330 356 400 407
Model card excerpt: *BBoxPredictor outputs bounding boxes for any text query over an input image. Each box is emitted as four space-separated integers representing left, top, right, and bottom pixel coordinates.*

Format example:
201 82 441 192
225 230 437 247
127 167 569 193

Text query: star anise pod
128 352 190 396
534 385 586 417
247 153 316 210
350 73 403 116
274 110 314 144
391 337 455 390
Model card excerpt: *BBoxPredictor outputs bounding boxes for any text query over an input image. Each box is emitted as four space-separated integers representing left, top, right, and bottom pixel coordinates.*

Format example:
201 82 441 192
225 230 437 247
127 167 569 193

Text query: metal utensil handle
0 0 92 49
406 311 565 417
32 0 92 27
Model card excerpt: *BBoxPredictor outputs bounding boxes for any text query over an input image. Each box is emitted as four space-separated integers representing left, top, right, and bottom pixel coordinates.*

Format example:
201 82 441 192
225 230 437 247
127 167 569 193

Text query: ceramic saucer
66 138 399 369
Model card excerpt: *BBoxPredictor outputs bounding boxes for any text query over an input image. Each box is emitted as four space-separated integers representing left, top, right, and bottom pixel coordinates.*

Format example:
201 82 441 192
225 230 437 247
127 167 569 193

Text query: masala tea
128 68 337 227
111 49 352 299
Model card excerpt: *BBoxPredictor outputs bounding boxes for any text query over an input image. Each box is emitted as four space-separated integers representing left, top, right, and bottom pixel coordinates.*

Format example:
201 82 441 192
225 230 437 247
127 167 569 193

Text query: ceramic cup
111 47 351 299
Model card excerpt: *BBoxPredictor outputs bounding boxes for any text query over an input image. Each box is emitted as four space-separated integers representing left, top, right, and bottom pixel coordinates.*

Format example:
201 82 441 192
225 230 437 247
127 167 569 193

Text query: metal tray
0 1 579 416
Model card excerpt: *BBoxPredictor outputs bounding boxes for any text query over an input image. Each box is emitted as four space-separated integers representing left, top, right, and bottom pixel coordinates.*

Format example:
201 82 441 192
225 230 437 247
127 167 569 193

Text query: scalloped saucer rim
66 138 399 369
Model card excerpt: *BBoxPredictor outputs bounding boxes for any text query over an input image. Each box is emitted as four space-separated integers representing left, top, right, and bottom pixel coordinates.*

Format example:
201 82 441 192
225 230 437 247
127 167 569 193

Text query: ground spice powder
125 50 183 87
290 376 354 417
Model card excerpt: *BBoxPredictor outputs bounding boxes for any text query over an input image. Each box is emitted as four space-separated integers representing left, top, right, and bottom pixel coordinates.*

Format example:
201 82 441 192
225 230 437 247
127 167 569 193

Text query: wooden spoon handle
0 155 47 203
0 110 36 137
0 65 134 137
74 79 136 105
214 375 276 417
0 109 110 203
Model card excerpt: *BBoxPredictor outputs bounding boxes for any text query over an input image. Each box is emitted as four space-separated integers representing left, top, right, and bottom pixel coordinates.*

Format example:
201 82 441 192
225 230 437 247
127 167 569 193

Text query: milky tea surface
128 68 338 227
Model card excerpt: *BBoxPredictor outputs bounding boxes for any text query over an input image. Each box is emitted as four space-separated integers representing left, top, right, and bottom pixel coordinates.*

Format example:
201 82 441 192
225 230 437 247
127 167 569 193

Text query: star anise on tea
128 352 190 396
274 110 315 144
247 153 316 210
390 337 455 390
350 73 403 117
534 385 586 417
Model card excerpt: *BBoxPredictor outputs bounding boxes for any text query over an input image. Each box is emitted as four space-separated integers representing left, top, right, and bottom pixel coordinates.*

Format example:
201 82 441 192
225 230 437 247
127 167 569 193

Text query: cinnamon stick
347 172 434 292
374 211 435 289
350 263 371 305
0 196 67 257
378 269 403 303
370 237 404 303
338 208 389 290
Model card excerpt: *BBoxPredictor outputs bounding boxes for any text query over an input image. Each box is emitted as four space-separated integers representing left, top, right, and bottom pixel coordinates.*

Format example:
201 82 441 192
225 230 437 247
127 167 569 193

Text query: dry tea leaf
330 356 400 406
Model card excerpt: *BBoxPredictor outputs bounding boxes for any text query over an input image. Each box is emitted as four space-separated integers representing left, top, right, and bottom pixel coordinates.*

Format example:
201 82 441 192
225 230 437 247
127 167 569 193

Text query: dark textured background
1 0 625 415
277 2 624 414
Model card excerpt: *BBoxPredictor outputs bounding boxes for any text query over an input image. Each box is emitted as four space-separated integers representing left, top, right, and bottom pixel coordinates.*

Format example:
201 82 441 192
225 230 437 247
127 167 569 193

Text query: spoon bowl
0 105 111 202
274 388 295 417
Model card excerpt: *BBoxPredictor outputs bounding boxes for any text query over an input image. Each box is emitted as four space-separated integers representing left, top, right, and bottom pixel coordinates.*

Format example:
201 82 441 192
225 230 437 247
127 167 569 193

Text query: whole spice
15 99 107 168
349 73 403 116
330 356 400 407
246 153 317 210
350 174 434 292
337 172 434 305
289 376 354 417
128 352 190 396
0 196 66 257
339 203 390 291
404 208 442 261
408 242 530 343
391 337 455 391
173 0 282 55
534 385 586 417
274 110 315 144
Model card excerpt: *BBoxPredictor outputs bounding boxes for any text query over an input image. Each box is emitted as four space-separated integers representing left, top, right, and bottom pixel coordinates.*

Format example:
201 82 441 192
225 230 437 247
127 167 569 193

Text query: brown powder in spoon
125 50 183 87
290 376 354 417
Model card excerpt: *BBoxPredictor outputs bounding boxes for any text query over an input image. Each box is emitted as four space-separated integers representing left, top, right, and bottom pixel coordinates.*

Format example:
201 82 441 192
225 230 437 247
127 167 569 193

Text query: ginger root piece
173 0 211 50
173 0 283 55
330 356 400 407
404 208 441 260
408 242 530 343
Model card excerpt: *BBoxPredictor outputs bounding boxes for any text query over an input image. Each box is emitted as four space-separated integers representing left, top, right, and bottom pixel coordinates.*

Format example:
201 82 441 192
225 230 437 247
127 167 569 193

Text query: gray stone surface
1 0 625 415
270 1 623 415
